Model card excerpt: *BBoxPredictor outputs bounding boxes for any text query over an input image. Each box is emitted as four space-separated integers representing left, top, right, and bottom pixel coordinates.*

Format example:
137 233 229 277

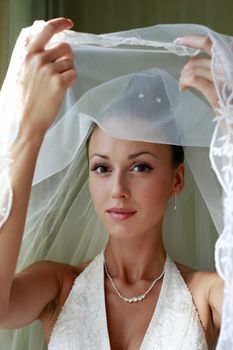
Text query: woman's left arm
177 35 225 329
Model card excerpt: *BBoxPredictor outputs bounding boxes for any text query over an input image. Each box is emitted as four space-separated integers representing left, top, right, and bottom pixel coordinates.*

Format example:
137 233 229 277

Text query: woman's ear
172 163 185 195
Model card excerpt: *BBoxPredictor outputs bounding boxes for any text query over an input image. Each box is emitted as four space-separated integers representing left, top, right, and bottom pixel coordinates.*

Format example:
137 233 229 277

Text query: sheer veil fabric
0 22 233 349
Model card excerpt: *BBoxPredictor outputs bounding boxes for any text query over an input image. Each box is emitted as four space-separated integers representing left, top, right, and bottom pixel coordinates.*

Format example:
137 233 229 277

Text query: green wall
66 0 233 35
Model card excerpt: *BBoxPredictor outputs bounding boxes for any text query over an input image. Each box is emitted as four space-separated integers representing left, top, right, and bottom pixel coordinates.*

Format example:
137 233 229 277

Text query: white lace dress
48 252 208 350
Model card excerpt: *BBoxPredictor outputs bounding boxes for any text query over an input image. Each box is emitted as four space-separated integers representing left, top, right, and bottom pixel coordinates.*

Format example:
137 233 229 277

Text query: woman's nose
111 173 130 199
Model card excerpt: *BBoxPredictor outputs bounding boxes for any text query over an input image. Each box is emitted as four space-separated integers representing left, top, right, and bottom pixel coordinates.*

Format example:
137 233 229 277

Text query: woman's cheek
138 177 171 203
90 179 108 209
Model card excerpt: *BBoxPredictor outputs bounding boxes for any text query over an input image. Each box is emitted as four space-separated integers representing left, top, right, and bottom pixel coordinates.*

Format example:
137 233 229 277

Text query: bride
0 18 226 349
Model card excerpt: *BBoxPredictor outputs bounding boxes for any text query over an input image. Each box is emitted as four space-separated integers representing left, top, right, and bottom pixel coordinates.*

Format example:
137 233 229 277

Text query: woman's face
88 127 184 239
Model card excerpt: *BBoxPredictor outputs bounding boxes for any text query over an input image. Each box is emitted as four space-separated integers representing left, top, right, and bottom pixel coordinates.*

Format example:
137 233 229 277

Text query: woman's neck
104 228 166 283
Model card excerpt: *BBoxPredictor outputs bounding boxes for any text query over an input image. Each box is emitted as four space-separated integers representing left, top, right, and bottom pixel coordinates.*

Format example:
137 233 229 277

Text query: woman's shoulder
174 260 222 303
57 259 93 308
44 257 93 304
175 261 222 291
33 256 93 283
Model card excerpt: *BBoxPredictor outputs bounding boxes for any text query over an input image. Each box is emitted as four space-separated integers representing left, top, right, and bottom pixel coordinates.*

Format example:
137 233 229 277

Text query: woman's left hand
177 36 227 331
176 36 219 110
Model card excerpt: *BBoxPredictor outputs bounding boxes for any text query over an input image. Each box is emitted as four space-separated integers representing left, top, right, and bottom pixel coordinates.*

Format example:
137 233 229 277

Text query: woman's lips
106 208 137 220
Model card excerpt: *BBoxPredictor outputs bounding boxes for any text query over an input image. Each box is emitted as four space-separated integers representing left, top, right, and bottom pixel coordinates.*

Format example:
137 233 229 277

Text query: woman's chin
106 225 143 240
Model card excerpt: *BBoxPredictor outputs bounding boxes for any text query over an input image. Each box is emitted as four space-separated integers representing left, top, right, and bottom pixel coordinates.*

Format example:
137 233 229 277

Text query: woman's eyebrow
128 151 158 159
90 153 109 160
90 151 158 160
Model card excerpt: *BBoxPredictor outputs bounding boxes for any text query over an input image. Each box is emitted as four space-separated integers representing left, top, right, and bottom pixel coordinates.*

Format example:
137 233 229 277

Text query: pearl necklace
104 257 165 303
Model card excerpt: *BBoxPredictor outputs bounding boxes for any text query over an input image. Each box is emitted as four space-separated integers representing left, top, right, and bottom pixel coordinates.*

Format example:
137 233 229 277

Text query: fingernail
67 18 74 26
179 83 185 92
174 37 185 45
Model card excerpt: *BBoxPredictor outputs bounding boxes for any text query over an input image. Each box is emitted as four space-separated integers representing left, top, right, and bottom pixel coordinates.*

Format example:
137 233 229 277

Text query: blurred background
1 0 233 85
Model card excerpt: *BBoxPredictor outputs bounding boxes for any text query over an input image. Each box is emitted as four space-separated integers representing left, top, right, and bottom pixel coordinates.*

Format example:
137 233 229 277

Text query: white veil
0 22 232 349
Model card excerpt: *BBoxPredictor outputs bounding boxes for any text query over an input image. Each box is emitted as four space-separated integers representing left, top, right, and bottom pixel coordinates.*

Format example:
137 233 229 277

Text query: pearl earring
173 192 177 210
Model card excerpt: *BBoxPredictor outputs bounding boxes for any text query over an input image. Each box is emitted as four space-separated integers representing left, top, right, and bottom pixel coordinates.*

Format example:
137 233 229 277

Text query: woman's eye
91 164 110 174
132 163 153 172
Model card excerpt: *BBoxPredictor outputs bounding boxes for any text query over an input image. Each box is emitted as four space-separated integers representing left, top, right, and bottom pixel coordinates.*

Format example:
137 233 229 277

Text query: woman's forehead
88 127 170 155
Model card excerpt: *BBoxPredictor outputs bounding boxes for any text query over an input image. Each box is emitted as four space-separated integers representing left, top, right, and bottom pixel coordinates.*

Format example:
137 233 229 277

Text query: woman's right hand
18 17 77 137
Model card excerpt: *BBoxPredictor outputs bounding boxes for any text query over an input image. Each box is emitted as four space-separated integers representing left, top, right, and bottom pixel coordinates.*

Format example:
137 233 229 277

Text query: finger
181 57 223 82
60 69 78 88
181 66 213 84
174 36 212 55
53 58 75 73
181 57 211 74
28 18 73 53
46 43 74 62
179 75 218 108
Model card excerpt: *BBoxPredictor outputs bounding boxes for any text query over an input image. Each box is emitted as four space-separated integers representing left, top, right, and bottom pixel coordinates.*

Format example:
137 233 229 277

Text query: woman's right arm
0 18 77 328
